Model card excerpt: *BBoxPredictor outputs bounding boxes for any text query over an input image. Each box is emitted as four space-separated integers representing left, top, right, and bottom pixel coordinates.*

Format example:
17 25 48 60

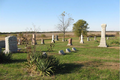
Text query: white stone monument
98 24 107 47
87 37 89 41
94 36 96 40
51 35 55 43
55 35 59 41
41 39 45 44
32 34 37 45
80 34 84 43
4 36 18 54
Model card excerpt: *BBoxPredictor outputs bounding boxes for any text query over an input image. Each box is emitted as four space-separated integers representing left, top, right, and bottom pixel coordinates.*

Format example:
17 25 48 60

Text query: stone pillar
32 34 37 45
98 24 107 47
80 34 84 43
67 38 72 46
41 39 45 44
87 37 89 41
51 35 55 43
55 35 59 41
18 38 21 45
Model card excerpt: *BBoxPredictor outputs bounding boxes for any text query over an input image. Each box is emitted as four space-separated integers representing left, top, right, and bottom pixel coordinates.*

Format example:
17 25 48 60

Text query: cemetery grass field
0 36 119 80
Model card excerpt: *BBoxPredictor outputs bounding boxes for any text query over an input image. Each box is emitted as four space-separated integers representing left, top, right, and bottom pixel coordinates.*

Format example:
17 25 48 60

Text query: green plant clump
0 53 12 63
41 34 46 37
26 52 60 76
110 41 119 44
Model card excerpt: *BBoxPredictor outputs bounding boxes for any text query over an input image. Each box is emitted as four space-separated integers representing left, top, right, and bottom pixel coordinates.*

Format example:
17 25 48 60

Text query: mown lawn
0 36 119 80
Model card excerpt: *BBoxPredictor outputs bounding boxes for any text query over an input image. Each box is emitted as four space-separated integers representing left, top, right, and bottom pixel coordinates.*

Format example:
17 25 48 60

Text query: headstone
80 34 84 43
55 35 59 41
66 48 71 53
62 38 65 42
87 37 89 41
0 40 5 48
18 38 21 45
67 38 72 46
4 36 18 54
72 47 76 51
42 52 47 58
98 24 107 47
94 36 96 40
58 50 65 55
41 39 45 44
32 34 37 45
51 35 55 43
107 37 109 40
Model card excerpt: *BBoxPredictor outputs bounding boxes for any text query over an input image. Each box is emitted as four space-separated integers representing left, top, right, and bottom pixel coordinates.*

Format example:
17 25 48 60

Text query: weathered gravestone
55 35 59 41
32 34 37 45
42 52 47 58
66 48 71 53
72 47 76 51
98 24 107 47
0 40 5 48
67 38 72 46
41 39 45 44
80 34 84 43
51 35 55 43
18 38 21 45
4 36 18 54
87 37 89 41
58 50 65 55
107 37 109 40
94 36 96 40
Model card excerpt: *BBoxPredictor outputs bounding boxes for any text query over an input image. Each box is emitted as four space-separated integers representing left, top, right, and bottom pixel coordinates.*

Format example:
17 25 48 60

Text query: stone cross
41 39 45 44
80 34 84 43
98 24 107 47
67 38 72 46
55 35 59 41
51 35 55 43
87 37 89 41
32 34 37 45
4 36 18 54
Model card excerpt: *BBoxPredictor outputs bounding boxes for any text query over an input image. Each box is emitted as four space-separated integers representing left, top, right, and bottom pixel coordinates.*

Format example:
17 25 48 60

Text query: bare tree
57 11 74 41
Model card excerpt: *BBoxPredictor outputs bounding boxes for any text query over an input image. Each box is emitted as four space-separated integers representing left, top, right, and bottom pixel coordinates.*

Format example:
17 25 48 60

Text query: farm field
0 35 119 80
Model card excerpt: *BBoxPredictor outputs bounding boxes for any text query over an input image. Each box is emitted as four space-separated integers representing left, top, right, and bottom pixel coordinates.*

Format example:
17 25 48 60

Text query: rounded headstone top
101 24 107 27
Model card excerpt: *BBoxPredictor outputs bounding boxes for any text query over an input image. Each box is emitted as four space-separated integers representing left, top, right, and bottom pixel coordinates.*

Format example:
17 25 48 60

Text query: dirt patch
108 47 119 49
74 61 119 70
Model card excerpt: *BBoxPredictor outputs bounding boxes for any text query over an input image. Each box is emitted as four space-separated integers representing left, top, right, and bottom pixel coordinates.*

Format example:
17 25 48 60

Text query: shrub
26 52 60 76
59 34 64 37
110 41 119 45
41 34 46 37
0 53 12 63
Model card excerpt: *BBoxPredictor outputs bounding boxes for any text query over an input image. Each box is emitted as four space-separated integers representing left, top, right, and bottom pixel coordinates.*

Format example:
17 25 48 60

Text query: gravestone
41 39 45 44
98 24 107 47
67 38 72 46
42 52 47 58
58 50 65 55
4 36 18 54
55 35 59 41
18 38 21 45
107 37 109 40
87 37 89 41
32 34 37 45
62 38 65 42
80 34 84 43
51 35 55 43
66 48 71 53
94 36 96 40
72 47 76 51
0 40 5 48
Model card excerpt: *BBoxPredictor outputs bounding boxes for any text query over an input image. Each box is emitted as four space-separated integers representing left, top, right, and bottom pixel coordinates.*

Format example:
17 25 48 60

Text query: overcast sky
0 0 119 32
